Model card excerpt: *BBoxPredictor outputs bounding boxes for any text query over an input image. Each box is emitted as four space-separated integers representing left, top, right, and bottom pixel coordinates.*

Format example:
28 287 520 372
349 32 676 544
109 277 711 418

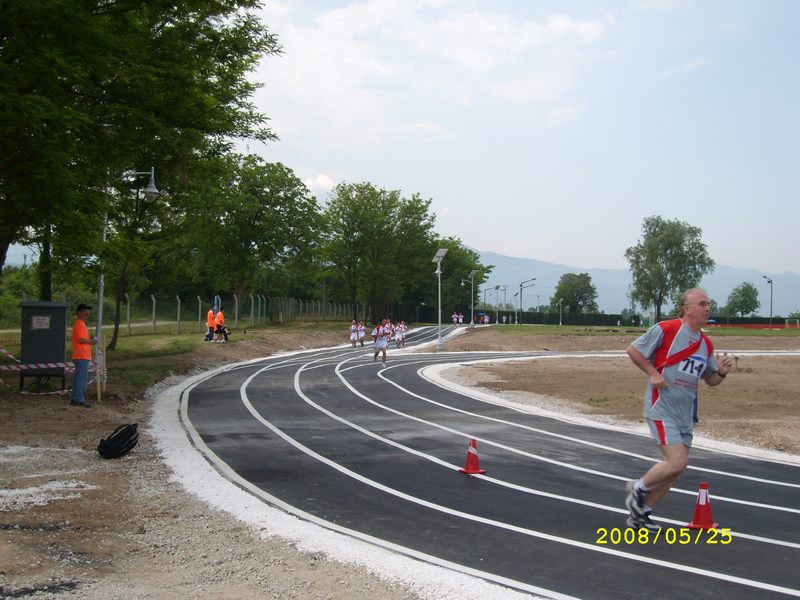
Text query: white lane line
333 357 800 516
370 355 800 488
176 376 564 600
240 354 800 549
235 359 800 597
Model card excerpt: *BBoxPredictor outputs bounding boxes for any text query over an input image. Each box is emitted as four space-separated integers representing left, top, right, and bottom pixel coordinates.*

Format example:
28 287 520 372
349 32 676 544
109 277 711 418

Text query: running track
179 326 800 599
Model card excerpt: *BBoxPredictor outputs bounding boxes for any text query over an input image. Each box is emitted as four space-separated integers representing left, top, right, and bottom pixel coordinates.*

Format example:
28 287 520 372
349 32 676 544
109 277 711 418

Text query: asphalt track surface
181 326 800 599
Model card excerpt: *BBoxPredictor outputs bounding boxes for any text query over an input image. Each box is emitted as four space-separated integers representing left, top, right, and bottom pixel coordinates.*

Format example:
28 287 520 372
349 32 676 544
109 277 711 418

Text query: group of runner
450 312 465 325
349 318 408 364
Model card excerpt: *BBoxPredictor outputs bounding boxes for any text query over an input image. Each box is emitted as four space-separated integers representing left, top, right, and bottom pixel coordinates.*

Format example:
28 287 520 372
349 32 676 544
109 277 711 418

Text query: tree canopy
625 216 715 321
0 0 279 283
726 282 760 317
550 273 598 314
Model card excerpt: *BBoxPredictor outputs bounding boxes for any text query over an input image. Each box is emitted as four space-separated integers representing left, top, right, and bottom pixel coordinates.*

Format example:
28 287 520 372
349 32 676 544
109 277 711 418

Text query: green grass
112 363 185 387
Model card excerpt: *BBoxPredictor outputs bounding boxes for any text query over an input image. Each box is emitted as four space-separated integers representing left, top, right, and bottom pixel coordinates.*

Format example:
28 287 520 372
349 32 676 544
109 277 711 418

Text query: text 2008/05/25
596 527 733 546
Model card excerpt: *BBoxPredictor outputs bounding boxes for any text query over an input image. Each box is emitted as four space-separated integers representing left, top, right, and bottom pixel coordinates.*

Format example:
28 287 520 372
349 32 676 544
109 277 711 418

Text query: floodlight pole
432 248 448 350
763 275 773 329
558 298 564 326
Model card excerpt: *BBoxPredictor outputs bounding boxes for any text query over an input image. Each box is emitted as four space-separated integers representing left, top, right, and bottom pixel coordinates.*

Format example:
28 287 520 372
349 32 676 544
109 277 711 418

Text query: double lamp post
95 167 159 393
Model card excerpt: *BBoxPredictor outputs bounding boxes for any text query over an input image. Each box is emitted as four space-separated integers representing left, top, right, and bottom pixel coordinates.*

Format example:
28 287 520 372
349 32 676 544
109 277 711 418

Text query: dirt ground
441 327 800 455
1 326 798 598
1 329 421 599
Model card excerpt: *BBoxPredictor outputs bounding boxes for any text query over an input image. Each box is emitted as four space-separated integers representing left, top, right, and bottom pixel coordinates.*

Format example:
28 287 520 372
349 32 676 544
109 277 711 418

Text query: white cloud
255 2 614 148
303 173 339 199
630 0 686 12
545 104 581 126
658 58 709 80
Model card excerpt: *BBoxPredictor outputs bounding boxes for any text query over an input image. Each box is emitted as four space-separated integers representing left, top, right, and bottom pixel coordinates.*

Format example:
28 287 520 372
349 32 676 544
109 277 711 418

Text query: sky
6 1 798 276
244 0 799 275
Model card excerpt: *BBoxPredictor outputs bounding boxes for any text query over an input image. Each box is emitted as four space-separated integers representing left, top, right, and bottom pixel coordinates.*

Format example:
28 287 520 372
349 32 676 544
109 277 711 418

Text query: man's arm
626 344 667 389
705 352 733 387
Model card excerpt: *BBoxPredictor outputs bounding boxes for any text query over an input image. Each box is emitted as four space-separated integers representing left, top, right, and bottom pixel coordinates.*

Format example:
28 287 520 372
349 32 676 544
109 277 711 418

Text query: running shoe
626 513 661 531
625 480 647 518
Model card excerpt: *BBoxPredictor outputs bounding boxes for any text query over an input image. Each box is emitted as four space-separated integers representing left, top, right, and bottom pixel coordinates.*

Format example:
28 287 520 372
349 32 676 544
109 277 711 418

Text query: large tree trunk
0 241 9 286
109 262 128 350
37 225 53 301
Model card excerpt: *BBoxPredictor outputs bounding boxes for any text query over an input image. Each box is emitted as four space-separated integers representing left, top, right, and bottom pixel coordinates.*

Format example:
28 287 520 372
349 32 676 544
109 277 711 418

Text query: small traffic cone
458 438 486 475
687 482 719 529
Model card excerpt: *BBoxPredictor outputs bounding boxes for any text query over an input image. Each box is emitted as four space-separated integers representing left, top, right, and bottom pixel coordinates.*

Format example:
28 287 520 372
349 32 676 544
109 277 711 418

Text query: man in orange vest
214 308 228 343
205 306 215 341
71 303 97 407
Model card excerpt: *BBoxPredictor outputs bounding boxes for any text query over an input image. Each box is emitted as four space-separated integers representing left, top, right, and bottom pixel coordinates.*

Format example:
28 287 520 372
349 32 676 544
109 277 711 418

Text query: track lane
182 330 800 598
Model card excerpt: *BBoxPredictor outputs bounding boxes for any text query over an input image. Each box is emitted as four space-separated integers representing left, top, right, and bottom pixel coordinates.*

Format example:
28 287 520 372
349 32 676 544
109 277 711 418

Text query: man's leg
71 360 89 404
639 443 690 508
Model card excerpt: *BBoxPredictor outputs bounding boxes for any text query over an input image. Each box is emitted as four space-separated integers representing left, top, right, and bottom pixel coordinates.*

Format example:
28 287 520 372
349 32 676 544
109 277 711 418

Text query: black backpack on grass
97 423 139 459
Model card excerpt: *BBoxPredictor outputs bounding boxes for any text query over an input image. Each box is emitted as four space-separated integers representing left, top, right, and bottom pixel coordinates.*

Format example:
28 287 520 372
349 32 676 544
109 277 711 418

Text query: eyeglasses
686 301 710 307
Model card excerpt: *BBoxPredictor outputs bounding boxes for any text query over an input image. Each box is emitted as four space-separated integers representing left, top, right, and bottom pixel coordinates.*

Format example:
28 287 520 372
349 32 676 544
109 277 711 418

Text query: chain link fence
3 293 366 334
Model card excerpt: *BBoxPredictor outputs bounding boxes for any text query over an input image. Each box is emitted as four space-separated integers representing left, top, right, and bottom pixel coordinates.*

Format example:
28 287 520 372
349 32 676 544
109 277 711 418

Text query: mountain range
478 251 799 318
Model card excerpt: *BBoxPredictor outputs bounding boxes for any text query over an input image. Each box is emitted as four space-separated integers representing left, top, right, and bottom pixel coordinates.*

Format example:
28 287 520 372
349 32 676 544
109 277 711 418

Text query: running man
357 321 366 347
371 318 392 365
624 288 732 530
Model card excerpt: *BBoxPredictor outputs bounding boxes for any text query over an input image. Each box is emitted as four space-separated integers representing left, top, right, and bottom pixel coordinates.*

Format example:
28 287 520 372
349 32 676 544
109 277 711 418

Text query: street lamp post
460 269 478 327
513 291 519 324
481 286 490 308
96 167 158 393
518 277 536 325
494 285 501 325
763 275 773 329
558 298 564 326
432 248 448 350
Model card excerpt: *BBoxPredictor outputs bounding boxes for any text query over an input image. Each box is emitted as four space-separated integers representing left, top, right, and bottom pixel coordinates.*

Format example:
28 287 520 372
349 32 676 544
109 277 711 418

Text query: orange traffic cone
459 438 486 475
687 482 719 529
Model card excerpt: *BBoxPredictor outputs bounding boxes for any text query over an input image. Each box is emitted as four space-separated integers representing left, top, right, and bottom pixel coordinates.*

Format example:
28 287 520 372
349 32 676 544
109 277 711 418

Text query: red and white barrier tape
0 347 22 363
0 362 98 372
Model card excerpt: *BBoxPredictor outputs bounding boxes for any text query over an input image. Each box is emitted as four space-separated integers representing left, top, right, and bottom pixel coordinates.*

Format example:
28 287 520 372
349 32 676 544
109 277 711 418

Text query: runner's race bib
678 355 707 379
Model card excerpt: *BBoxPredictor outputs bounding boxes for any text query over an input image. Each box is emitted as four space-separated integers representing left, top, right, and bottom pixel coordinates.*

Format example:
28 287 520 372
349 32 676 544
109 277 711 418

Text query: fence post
249 293 254 325
150 294 157 334
197 295 202 332
125 293 131 336
234 295 239 328
176 295 181 333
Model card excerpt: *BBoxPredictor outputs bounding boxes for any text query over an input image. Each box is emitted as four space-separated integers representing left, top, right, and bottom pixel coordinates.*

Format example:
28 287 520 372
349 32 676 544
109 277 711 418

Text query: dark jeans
71 359 90 403
206 326 215 341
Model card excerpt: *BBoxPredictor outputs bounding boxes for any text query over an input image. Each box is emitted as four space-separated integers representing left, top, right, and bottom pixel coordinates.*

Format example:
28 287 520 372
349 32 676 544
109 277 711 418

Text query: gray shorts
647 418 693 448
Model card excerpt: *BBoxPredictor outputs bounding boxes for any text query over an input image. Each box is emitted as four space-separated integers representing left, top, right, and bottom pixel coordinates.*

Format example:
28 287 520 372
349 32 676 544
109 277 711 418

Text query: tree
184 155 320 301
550 273 598 314
322 182 399 320
726 282 760 317
0 1 280 287
625 216 715 321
